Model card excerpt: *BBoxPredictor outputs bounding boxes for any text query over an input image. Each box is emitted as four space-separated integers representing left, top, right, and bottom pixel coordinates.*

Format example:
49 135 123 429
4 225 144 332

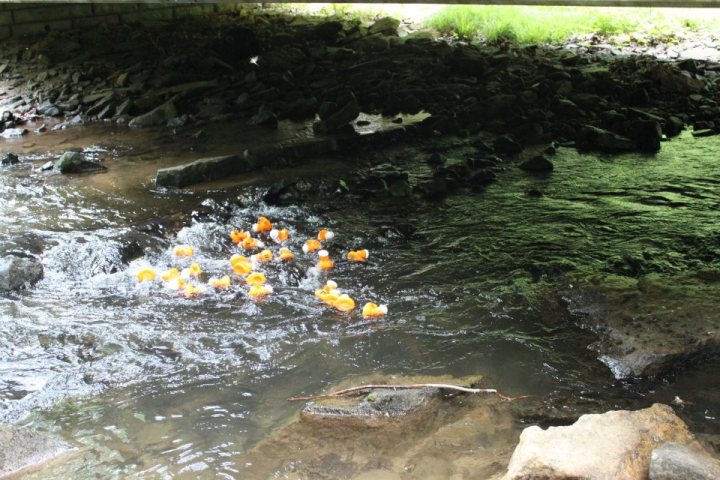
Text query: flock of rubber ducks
135 216 388 319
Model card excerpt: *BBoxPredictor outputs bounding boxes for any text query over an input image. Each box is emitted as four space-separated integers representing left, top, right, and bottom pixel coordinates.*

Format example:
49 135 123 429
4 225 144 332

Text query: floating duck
230 255 253 276
181 263 202 279
161 268 180 282
241 236 263 250
166 277 187 291
246 272 267 286
278 247 295 261
208 275 231 290
252 249 273 263
137 268 156 283
362 302 388 318
249 284 273 300
252 216 272 233
173 245 193 258
270 228 289 243
315 280 340 305
316 250 334 270
317 229 335 242
333 294 356 312
184 284 205 299
230 230 250 244
303 238 321 254
347 249 369 262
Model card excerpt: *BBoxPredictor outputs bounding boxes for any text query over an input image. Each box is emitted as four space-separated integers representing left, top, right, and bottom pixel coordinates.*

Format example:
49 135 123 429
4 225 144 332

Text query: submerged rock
55 151 106 174
576 125 636 152
128 100 177 128
0 255 43 292
0 425 73 477
503 404 697 480
650 442 720 480
156 155 249 188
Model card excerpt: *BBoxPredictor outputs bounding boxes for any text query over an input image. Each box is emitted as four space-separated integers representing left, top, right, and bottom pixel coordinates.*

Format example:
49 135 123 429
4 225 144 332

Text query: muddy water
1 123 719 478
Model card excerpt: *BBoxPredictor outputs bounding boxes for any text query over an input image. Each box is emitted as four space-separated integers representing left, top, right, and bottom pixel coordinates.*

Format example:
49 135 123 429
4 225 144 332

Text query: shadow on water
1 122 719 477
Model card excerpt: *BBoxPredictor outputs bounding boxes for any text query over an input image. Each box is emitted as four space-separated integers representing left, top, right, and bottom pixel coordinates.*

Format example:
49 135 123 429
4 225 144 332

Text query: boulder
625 120 662 152
368 17 400 36
493 135 524 156
0 425 73 477
1 152 19 165
0 255 43 292
54 151 106 174
576 125 636 153
156 155 249 188
650 442 720 480
128 100 177 128
519 155 554 174
504 404 697 480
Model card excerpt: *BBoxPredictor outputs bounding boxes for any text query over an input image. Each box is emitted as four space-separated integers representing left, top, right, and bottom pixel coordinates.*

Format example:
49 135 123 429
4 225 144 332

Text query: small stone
692 129 717 138
0 128 28 139
1 153 19 165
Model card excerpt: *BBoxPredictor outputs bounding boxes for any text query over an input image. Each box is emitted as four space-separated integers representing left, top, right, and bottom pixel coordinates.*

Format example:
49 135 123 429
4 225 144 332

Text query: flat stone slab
0 425 73 477
155 155 248 188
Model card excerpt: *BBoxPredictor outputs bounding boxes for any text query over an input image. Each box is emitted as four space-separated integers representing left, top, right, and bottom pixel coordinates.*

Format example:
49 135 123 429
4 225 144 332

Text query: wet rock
663 116 684 138
625 119 662 152
128 100 177 128
156 155 248 188
0 425 73 477
247 109 278 129
493 135 523 156
1 153 19 165
212 26 260 63
354 34 390 53
55 151 106 174
692 128 718 138
38 102 61 117
416 177 448 199
0 128 28 138
576 125 636 152
263 178 307 205
503 404 697 480
519 155 554 174
313 100 360 133
0 255 43 292
649 442 720 480
368 17 400 36
647 65 705 95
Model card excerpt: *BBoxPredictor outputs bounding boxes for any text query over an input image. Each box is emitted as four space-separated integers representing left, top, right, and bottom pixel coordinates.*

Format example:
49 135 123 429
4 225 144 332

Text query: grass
426 6 720 44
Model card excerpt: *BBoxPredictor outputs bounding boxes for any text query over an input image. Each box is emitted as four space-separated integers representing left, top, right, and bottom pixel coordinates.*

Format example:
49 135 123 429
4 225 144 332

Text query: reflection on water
1 125 719 478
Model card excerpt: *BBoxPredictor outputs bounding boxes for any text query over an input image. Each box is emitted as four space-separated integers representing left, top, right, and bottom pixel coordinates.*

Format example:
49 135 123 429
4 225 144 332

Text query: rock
313 100 360 133
54 151 106 174
649 442 720 480
128 100 177 128
354 34 390 53
263 178 306 205
0 425 73 477
503 404 697 480
647 65 705 95
212 26 260 63
493 135 524 155
664 116 684 138
38 102 61 117
519 155 554 173
576 125 636 152
626 119 662 152
156 155 249 188
368 17 400 36
0 128 28 138
1 153 19 165
247 109 278 129
692 129 718 138
416 177 449 199
0 255 43 292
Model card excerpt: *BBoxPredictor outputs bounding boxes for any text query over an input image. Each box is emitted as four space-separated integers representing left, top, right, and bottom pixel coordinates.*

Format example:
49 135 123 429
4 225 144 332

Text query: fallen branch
288 383 530 402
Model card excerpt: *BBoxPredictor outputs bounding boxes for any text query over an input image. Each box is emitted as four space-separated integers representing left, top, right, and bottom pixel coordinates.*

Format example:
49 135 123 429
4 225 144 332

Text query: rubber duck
184 284 205 299
231 256 253 276
137 268 156 283
302 238 321 254
316 250 334 270
347 249 369 262
317 229 335 242
333 294 356 312
362 302 388 318
173 245 193 258
181 263 202 279
270 228 289 243
249 284 273 299
252 216 272 233
315 280 340 305
252 249 273 263
246 272 266 286
241 236 263 250
230 230 250 244
278 247 295 261
208 275 231 290
166 277 187 291
230 253 250 267
161 268 180 282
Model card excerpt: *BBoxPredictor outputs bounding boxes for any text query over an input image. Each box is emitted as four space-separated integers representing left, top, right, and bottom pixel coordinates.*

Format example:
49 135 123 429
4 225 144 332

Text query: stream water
1 122 719 478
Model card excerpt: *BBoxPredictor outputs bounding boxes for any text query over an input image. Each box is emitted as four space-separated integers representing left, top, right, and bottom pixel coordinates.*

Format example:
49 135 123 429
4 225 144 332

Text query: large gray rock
577 125 637 153
503 404 697 480
0 255 43 292
54 151 106 174
650 442 720 480
128 100 177 128
0 424 72 477
155 155 249 188
368 16 400 36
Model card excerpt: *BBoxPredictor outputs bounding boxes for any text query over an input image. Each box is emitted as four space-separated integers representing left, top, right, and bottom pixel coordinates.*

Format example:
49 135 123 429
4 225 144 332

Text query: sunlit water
1 125 719 478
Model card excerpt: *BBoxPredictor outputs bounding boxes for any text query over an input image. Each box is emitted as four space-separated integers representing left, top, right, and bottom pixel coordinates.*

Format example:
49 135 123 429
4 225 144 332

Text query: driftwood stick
288 383 529 402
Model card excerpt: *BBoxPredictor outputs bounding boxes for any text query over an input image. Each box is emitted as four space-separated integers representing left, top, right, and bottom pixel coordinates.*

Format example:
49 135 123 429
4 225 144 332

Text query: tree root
288 383 530 402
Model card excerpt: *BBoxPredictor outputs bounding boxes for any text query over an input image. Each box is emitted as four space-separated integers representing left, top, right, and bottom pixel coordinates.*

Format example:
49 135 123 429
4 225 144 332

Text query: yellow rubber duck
230 254 252 275
333 294 356 312
136 268 156 283
315 281 341 306
184 284 205 299
161 268 180 281
362 302 388 318
278 247 295 261
249 284 273 299
208 275 231 290
241 236 262 250
303 238 321 254
270 228 289 243
316 250 334 270
347 249 369 262
173 245 193 258
166 277 187 291
187 263 202 278
230 230 249 244
317 229 335 241
246 272 266 286
252 216 272 233
252 249 273 263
